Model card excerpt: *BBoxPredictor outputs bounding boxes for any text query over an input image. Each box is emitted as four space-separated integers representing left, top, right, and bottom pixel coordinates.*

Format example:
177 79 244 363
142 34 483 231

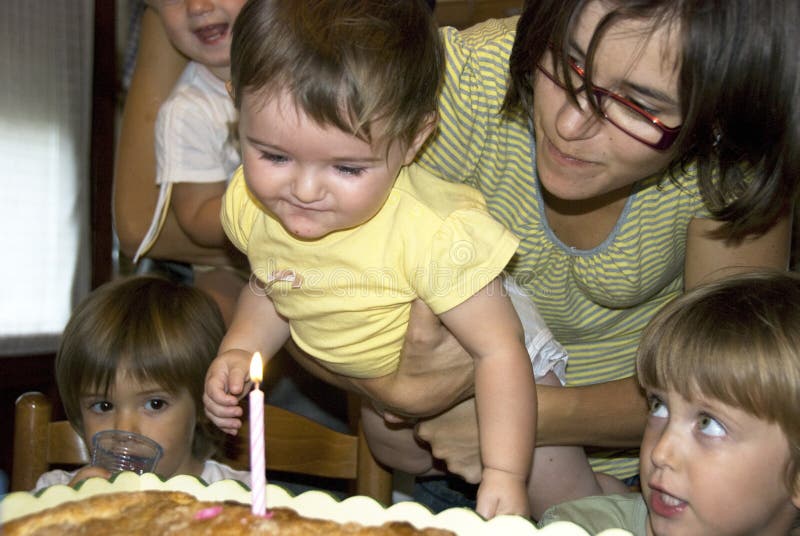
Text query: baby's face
238 88 421 240
639 388 799 535
148 0 246 80
79 369 203 479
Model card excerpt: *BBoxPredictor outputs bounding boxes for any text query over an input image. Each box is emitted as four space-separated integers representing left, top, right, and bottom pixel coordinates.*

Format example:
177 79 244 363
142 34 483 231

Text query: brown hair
56 275 226 460
504 0 800 241
637 270 800 492
230 0 443 149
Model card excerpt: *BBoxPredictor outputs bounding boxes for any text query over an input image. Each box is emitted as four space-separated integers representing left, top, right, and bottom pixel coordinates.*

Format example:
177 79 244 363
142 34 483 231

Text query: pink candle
249 352 267 516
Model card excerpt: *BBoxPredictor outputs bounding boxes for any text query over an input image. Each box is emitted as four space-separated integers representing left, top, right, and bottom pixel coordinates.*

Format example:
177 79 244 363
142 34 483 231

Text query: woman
349 0 797 516
114 0 798 516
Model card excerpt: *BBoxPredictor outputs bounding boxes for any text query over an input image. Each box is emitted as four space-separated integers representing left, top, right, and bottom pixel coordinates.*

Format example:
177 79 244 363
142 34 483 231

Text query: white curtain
0 1 93 353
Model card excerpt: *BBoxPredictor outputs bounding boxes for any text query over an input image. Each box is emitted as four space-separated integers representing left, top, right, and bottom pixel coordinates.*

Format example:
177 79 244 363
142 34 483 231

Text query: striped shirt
417 17 708 477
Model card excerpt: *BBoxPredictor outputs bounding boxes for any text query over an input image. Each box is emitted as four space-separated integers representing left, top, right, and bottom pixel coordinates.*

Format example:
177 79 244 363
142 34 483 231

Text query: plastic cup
90 430 163 475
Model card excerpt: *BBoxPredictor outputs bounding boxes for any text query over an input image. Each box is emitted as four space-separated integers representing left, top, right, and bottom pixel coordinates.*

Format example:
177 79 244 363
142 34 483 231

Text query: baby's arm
203 282 290 434
438 276 536 519
172 181 229 248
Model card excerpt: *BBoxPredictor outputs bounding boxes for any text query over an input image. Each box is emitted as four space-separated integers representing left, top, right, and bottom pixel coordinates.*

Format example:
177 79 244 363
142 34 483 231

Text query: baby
204 0 611 519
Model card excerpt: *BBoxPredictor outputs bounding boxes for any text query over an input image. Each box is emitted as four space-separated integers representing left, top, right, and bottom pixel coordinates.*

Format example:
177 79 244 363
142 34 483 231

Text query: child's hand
67 465 112 487
203 349 253 435
476 466 530 519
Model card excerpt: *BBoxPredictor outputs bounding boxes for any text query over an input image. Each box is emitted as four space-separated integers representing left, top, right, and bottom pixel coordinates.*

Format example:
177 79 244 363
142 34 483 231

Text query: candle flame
250 352 263 384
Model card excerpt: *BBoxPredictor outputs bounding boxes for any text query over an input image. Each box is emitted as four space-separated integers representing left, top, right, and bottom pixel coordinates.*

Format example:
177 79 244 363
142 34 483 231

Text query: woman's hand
376 299 477 417
416 399 482 483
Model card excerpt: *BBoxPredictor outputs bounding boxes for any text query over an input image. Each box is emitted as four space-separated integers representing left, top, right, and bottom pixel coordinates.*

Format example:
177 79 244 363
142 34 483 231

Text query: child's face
640 388 800 535
79 368 204 479
148 0 245 79
238 89 427 240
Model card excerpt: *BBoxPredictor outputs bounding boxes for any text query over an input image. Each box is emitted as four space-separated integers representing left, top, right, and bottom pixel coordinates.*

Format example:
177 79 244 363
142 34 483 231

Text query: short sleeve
417 19 517 186
416 208 519 314
221 167 260 254
155 95 228 185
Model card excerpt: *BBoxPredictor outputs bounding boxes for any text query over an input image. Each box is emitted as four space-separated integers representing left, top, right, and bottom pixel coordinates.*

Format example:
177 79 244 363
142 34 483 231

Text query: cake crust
4 490 455 536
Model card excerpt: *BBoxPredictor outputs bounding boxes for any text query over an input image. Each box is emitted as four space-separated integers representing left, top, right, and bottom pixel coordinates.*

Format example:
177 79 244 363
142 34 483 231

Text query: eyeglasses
537 50 681 151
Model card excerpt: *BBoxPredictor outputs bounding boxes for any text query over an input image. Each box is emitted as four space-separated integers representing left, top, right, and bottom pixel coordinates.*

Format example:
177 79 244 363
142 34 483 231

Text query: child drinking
34 275 250 492
203 0 617 518
539 270 800 534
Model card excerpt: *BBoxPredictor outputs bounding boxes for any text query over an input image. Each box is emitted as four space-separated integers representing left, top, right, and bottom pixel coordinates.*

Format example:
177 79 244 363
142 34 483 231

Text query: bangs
637 277 800 422
56 276 224 433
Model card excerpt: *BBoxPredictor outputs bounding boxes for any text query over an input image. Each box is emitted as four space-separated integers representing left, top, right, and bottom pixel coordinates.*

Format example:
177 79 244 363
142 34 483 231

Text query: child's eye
334 165 366 176
697 414 726 438
145 399 168 411
647 394 668 418
88 401 113 413
259 151 289 164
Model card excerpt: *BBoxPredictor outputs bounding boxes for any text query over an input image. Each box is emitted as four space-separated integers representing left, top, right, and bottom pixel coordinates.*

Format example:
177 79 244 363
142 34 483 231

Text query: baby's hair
637 270 800 492
56 275 226 459
230 0 443 149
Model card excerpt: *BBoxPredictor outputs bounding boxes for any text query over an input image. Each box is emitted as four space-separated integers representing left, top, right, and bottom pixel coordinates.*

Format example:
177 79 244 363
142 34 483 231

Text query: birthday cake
0 473 634 535
3 490 452 535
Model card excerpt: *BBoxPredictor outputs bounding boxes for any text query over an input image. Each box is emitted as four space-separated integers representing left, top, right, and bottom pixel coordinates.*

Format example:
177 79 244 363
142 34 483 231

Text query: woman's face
532 1 683 202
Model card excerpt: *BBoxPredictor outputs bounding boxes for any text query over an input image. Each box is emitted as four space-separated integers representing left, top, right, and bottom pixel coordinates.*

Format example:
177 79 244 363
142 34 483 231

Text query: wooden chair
11 391 392 504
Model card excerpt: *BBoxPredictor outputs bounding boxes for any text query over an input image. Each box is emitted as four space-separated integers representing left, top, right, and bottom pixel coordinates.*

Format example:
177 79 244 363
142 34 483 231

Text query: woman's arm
114 8 237 265
684 212 791 289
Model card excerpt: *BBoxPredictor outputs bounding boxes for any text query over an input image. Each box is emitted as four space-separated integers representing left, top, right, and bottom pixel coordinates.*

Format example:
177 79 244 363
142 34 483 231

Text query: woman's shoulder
441 16 518 51
438 16 517 85
628 169 709 223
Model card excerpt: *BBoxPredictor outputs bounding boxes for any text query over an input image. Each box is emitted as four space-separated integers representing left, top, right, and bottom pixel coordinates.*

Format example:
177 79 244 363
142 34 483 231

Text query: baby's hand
476 467 530 519
203 349 253 435
67 465 112 487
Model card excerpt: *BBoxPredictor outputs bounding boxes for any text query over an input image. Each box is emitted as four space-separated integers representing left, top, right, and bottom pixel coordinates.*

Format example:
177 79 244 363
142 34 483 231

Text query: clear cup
90 430 163 475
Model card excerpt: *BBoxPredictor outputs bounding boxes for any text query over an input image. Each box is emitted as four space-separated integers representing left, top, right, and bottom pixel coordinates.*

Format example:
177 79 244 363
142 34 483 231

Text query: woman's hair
505 0 800 241
56 275 226 460
637 270 800 492
230 0 443 149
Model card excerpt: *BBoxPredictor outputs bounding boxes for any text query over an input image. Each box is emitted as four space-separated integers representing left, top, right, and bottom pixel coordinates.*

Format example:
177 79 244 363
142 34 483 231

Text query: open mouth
194 23 229 45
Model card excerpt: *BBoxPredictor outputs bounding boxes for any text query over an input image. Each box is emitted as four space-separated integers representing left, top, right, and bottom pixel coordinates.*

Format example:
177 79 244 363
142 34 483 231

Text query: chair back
12 391 90 492
11 391 391 504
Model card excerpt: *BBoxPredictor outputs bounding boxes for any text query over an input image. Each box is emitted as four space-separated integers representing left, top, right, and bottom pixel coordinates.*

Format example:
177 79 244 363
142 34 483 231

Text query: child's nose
649 426 680 470
291 172 324 203
186 0 214 16
113 412 140 435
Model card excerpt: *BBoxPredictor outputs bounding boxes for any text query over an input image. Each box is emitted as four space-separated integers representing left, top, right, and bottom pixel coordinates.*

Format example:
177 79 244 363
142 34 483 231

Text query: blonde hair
56 275 226 460
637 270 800 492
230 0 443 149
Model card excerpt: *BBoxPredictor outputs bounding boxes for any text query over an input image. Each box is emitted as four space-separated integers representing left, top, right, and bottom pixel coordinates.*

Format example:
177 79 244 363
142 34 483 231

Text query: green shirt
539 493 647 535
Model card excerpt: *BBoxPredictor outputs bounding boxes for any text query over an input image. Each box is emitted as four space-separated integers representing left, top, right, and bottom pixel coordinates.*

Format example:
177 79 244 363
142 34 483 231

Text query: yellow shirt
222 164 519 378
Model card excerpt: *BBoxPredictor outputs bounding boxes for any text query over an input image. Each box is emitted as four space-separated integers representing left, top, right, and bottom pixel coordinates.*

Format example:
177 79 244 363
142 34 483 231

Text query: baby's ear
402 112 438 165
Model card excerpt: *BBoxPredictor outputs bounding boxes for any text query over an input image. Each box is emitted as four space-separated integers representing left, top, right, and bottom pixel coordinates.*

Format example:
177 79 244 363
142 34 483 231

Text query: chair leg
12 391 51 492
355 418 393 505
